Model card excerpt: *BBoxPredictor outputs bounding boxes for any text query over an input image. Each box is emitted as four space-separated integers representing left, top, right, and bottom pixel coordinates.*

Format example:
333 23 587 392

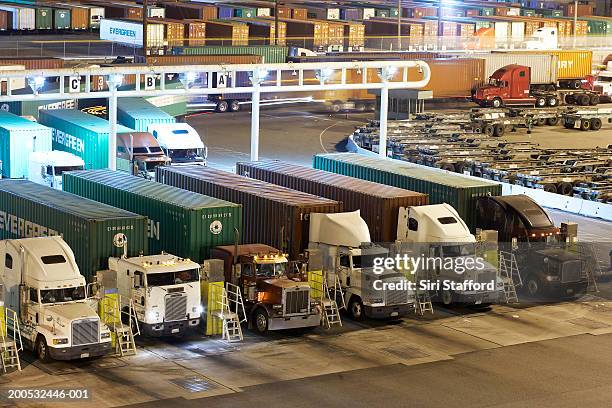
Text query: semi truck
211 244 320 334
28 151 84 190
308 211 415 320
0 236 112 362
148 123 207 166
594 61 612 102
473 65 600 108
115 131 171 179
475 195 588 298
397 204 503 306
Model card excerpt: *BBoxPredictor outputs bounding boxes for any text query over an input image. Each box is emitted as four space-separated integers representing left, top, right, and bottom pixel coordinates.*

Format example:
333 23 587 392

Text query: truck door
3 244 20 312
132 271 146 322
511 68 529 99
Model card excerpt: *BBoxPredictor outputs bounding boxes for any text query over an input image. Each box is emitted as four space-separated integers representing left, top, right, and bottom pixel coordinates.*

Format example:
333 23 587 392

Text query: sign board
69 76 81 93
144 74 156 90
99 18 143 48
216 73 229 89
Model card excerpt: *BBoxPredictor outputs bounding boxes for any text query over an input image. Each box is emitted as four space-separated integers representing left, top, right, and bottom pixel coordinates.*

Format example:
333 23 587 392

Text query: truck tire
482 124 494 137
535 118 546 126
590 118 602 131
253 308 269 334
348 297 366 321
572 79 582 89
546 96 558 107
354 102 366 112
580 119 591 131
493 124 505 137
543 183 557 193
330 101 342 113
563 118 575 129
589 94 600 106
491 97 502 108
546 116 559 126
229 100 240 112
216 100 229 113
36 335 51 363
366 103 375 111
525 275 542 298
558 182 574 196
441 163 456 172
577 94 590 106
535 97 546 108
565 94 575 105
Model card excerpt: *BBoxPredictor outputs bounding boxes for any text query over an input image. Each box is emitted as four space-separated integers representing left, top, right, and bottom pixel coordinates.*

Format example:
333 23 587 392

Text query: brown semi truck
211 244 320 334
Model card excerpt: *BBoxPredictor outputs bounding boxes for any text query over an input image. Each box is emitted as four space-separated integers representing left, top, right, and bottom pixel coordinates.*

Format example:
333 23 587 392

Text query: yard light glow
106 74 124 89
27 76 45 93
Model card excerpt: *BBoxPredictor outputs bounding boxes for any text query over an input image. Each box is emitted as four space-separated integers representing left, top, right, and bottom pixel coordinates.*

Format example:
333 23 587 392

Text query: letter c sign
69 76 80 93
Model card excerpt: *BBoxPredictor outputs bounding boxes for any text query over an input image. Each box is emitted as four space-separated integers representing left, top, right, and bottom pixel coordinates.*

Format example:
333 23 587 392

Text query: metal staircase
0 308 22 372
499 251 522 303
415 287 434 315
308 269 343 329
213 283 246 343
103 294 139 357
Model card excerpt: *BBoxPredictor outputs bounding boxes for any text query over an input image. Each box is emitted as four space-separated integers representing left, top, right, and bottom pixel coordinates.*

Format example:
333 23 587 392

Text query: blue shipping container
117 98 175 132
218 6 234 18
0 111 52 178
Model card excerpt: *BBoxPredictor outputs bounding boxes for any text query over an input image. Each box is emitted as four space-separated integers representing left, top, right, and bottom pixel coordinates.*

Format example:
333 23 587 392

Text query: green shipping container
38 109 133 169
0 112 52 178
117 98 176 132
0 179 148 282
52 8 70 30
63 170 243 263
480 7 494 16
234 7 256 18
179 46 289 64
521 9 536 16
312 153 502 231
35 7 52 30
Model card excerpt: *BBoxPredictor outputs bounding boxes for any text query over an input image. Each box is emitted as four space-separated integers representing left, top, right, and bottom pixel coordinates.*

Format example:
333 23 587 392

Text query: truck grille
72 318 99 346
384 284 408 306
561 260 582 283
284 288 310 315
165 295 187 322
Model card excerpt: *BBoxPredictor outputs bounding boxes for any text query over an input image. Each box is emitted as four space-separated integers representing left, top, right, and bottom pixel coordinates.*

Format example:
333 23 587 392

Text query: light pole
249 68 268 161
274 0 279 46
106 74 124 171
143 0 148 55
377 67 397 158
573 0 578 48
397 0 401 50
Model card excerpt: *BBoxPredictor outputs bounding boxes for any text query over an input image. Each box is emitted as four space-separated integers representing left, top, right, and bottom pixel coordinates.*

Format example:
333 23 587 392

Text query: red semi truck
473 64 600 108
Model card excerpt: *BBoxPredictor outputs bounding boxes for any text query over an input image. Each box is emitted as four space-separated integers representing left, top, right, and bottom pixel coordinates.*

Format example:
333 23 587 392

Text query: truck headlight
272 304 282 310
101 332 111 339
193 305 204 314
546 275 560 282
146 310 159 321
372 298 383 304
52 338 68 345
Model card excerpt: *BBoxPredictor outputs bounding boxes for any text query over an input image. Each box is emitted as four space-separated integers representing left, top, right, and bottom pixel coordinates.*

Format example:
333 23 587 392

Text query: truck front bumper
541 281 588 298
453 290 502 305
364 303 412 319
49 341 113 360
141 318 200 337
268 314 320 331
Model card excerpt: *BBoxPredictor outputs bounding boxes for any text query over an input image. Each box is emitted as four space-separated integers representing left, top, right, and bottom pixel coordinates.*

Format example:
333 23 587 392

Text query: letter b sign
144 74 156 90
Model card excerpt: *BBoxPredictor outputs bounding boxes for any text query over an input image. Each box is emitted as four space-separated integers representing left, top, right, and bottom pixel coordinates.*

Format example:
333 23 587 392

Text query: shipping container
38 109 133 169
99 19 165 48
308 7 340 20
231 17 287 46
176 45 288 64
498 50 592 80
51 6 70 30
236 161 428 243
0 10 7 31
53 3 89 30
203 20 249 46
291 8 307 20
148 6 165 18
0 179 148 282
235 7 257 18
564 3 594 17
158 19 184 47
264 17 328 48
136 53 262 66
0 4 35 30
63 170 242 263
163 2 217 20
312 154 501 231
0 112 52 178
117 97 175 132
89 1 142 20
88 6 105 29
156 165 342 259
34 7 52 30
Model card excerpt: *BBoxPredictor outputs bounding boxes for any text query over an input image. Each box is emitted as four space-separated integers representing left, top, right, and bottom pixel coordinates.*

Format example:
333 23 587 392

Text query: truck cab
398 204 503 306
0 237 112 362
594 62 612 102
476 195 587 297
107 253 202 337
116 131 171 179
525 27 558 50
474 65 539 108
309 211 414 320
148 123 207 166
28 151 85 190
211 244 320 334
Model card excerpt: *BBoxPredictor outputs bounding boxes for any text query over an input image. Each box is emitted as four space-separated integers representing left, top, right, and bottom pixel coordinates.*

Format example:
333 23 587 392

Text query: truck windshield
597 76 612 82
54 165 84 175
40 286 86 303
352 254 377 268
146 269 200 286
489 78 500 86
169 149 204 162
256 263 287 277
442 244 476 257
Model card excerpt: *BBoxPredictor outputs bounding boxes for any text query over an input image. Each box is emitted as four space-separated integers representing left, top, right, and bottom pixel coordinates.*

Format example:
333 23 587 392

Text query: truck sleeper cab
28 151 85 190
116 131 172 179
211 244 320 334
476 195 587 297
108 254 202 337
148 123 207 166
0 237 112 362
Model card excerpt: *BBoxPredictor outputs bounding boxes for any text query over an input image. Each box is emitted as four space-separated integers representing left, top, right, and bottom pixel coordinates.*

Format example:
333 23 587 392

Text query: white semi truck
309 211 414 320
147 123 207 166
0 236 112 362
28 151 85 190
594 61 612 102
397 203 504 306
104 251 202 337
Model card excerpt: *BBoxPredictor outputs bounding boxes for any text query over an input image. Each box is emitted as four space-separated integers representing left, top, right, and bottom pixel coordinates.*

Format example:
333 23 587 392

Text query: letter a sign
69 76 81 93
216 73 228 89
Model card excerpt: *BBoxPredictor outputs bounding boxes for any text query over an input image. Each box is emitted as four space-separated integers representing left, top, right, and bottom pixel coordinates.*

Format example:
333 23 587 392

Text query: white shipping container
147 24 165 48
327 9 340 20
0 5 35 30
507 8 521 16
257 8 271 17
89 7 105 28
0 65 26 91
362 8 375 20
148 7 165 18
511 22 525 41
452 53 559 85
494 21 510 40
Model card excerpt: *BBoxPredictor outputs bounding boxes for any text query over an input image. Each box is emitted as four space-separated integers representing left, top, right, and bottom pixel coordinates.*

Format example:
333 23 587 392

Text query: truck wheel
441 163 456 172
571 79 582 89
589 94 600 106
525 275 541 298
36 336 51 363
366 103 375 111
543 183 557 193
348 297 366 321
577 94 590 106
216 100 229 113
229 100 240 112
590 118 602 131
491 97 502 108
564 119 575 129
354 103 366 112
546 96 558 107
535 97 546 108
535 118 546 126
558 182 574 196
493 124 505 137
330 101 342 113
565 94 575 105
580 119 591 131
253 308 269 334
546 117 559 126
482 124 494 137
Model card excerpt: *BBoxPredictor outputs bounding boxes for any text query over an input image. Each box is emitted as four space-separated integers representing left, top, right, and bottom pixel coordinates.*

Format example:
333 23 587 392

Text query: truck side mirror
134 274 141 288
40 166 46 178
